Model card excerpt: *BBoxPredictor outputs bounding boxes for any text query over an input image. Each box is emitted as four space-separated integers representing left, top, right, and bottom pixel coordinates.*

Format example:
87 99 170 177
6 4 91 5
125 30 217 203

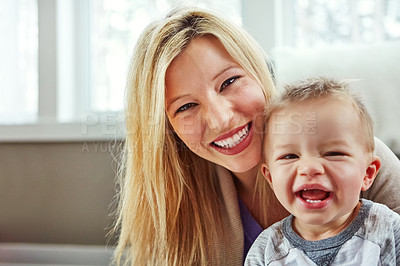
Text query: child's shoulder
256 218 287 245
357 199 400 243
357 199 400 264
246 217 292 265
362 198 400 226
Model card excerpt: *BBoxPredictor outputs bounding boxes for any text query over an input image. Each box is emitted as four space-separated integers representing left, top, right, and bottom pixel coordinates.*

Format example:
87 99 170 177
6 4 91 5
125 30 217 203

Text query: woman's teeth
213 125 249 149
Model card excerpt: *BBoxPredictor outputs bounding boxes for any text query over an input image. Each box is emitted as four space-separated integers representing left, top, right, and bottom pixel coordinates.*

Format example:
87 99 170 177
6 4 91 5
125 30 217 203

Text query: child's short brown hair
263 77 375 160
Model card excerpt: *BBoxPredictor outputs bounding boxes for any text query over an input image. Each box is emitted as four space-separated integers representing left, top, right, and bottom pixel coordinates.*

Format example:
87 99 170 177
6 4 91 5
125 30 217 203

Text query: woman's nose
204 99 234 131
297 157 325 177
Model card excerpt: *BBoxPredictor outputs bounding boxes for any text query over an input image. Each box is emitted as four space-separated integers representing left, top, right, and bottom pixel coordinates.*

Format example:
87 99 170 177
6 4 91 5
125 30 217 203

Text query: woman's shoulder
362 137 400 214
374 137 400 163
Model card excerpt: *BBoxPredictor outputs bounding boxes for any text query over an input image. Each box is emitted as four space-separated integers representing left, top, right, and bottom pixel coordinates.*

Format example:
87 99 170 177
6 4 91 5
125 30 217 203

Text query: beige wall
0 142 119 245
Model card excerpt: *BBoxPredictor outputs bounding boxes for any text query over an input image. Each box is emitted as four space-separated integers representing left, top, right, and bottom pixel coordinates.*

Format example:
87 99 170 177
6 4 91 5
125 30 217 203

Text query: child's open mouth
295 188 332 208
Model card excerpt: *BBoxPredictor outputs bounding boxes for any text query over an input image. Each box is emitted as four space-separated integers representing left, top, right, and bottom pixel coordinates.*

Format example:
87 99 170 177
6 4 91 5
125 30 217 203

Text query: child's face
261 97 380 233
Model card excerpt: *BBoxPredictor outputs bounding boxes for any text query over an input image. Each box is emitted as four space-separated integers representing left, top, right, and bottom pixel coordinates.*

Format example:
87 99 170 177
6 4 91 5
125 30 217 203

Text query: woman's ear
261 162 273 189
361 156 381 191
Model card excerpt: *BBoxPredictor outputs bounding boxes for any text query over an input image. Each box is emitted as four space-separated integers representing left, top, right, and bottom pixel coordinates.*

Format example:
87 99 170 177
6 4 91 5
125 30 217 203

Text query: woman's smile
211 122 253 155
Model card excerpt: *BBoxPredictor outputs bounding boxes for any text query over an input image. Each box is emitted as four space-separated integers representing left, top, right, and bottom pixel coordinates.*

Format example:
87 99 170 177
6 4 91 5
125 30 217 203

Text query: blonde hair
262 77 375 163
113 7 276 265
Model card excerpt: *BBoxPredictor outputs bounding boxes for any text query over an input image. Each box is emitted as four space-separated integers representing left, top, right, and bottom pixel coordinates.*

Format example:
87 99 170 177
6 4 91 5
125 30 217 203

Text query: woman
113 7 400 265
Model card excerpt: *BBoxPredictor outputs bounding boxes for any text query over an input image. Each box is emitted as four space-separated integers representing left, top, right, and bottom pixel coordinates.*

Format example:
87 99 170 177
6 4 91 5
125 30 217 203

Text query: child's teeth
306 199 322 203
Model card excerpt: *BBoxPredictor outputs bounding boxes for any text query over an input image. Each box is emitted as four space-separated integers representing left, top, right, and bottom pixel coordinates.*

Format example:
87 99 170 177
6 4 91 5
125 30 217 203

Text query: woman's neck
232 165 289 228
232 165 259 197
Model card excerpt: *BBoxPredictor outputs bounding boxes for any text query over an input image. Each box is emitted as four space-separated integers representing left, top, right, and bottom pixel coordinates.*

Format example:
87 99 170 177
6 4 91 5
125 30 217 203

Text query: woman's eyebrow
212 65 239 81
166 93 191 112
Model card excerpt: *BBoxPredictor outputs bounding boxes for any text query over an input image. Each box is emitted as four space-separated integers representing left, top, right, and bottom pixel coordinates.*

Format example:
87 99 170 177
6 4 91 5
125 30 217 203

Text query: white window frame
0 0 124 142
241 0 295 53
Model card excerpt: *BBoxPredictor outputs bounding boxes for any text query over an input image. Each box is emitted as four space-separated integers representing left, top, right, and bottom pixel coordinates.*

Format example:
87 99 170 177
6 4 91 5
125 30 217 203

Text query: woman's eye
176 103 197 114
220 76 240 91
279 154 298 160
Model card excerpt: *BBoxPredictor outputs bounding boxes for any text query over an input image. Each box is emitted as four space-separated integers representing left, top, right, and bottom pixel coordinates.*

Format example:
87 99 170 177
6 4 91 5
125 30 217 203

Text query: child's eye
325 151 345 157
279 154 299 160
176 103 197 114
220 76 240 91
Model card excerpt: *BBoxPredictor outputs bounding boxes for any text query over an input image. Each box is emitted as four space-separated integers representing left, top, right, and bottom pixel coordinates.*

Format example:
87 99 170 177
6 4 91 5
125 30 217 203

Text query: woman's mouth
211 122 253 155
213 123 250 148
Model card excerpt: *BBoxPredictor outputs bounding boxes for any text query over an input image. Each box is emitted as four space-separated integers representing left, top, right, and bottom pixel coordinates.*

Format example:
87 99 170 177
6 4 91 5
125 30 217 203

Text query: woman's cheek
240 85 266 127
173 117 203 147
176 117 196 135
253 110 266 135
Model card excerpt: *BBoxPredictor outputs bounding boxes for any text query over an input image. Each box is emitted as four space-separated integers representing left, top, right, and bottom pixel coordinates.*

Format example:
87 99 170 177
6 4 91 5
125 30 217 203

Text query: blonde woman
113 7 400 265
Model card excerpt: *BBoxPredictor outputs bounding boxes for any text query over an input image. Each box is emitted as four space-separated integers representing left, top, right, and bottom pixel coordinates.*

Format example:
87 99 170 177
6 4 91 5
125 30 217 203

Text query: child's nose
297 157 325 177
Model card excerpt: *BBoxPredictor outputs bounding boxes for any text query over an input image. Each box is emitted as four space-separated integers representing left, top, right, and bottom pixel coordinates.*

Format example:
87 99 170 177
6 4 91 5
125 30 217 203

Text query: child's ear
361 156 381 191
261 162 273 189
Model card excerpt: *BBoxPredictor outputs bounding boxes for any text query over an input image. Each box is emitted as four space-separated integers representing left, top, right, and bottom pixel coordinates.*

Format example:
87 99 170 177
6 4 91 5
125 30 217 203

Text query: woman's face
165 36 266 173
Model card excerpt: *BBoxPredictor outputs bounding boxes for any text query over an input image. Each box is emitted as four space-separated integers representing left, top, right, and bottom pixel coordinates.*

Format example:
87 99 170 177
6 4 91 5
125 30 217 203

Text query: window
280 0 400 48
0 0 38 124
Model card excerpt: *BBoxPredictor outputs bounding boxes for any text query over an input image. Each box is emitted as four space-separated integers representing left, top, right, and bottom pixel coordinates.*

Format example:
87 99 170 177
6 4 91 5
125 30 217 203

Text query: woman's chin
226 160 260 175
